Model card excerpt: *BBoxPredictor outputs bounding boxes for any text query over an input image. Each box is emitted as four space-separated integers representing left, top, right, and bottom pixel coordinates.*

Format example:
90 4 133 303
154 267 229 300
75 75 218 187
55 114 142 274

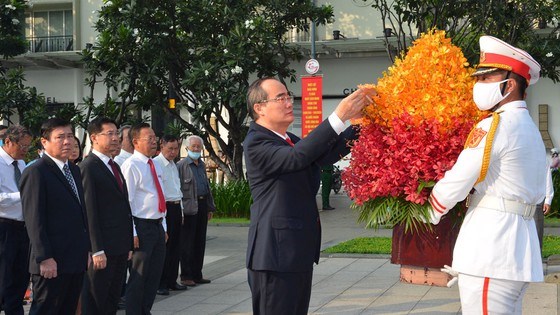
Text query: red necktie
285 136 294 147
108 159 124 192
147 159 166 213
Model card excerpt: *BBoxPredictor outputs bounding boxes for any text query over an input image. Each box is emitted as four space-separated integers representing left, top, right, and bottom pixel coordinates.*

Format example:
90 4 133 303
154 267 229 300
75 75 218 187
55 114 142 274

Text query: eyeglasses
138 137 157 142
259 92 294 104
98 131 118 138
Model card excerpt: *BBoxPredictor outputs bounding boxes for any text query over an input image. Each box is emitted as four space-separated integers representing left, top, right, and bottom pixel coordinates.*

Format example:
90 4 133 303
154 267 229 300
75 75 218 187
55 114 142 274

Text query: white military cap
472 36 541 85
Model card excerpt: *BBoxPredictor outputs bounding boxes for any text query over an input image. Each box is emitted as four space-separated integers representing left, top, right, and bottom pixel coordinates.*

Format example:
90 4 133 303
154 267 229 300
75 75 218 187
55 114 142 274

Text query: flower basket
344 30 482 286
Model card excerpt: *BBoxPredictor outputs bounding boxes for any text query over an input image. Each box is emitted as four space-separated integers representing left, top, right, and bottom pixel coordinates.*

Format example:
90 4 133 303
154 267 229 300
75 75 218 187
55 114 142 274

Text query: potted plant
343 30 482 286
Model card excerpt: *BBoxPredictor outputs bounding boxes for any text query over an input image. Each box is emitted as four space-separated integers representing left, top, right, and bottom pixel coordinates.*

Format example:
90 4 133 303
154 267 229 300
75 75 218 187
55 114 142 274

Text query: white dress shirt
121 150 167 236
545 167 554 205
153 153 182 202
0 147 25 221
430 101 546 282
114 149 133 166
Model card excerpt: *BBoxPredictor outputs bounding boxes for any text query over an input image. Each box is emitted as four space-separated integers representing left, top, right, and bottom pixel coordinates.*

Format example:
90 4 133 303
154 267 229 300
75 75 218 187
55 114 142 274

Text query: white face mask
473 79 511 111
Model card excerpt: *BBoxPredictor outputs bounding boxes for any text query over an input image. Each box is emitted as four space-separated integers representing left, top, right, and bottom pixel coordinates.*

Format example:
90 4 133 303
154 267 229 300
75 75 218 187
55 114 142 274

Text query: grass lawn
324 236 560 259
211 217 250 225
545 217 560 226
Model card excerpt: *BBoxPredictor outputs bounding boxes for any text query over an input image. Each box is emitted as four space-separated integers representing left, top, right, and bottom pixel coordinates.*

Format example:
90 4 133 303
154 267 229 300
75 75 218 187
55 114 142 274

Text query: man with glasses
21 118 90 314
0 125 32 315
244 77 373 314
121 123 167 314
79 117 133 314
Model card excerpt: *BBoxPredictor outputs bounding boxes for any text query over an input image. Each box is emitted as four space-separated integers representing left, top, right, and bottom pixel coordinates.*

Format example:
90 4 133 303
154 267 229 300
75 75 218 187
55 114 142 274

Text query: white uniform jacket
429 100 547 282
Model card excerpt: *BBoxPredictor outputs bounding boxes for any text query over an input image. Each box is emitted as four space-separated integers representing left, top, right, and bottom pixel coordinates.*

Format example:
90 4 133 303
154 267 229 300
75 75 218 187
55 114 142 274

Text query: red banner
301 76 323 138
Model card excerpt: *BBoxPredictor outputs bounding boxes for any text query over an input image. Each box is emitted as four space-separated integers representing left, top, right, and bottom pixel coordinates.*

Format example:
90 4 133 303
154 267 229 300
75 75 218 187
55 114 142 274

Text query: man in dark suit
21 118 90 315
244 78 372 314
79 117 133 314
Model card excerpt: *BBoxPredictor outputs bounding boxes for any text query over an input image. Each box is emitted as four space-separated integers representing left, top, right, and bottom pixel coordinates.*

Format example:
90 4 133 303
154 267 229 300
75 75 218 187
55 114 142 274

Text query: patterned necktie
285 136 294 147
63 164 79 199
108 159 124 192
12 160 21 188
147 159 166 213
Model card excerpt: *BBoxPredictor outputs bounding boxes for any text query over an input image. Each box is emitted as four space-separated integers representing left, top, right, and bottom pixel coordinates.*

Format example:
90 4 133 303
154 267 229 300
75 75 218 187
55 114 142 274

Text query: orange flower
359 30 482 132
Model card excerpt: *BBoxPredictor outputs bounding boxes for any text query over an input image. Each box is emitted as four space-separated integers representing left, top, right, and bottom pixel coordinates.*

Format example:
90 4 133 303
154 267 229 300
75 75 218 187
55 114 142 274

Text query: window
26 10 73 53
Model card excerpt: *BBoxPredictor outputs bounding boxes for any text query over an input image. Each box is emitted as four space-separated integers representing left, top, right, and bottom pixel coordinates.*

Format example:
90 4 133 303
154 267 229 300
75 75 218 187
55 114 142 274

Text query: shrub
210 180 252 219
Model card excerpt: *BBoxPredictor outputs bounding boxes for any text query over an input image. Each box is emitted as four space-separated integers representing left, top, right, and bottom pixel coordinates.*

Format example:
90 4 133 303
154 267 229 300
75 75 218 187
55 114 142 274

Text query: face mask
473 79 511 111
188 150 201 160
0 139 3 147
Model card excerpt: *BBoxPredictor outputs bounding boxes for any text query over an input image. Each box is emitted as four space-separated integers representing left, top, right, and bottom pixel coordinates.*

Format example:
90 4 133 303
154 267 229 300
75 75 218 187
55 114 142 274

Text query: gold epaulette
474 112 501 185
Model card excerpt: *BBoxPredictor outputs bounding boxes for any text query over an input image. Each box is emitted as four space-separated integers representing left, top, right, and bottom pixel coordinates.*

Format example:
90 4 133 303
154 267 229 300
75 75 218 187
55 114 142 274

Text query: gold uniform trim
474 112 501 185
477 63 513 71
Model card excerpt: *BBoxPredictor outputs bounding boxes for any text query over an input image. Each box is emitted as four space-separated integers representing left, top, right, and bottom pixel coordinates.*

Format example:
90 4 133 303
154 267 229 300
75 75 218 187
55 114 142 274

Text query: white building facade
3 0 559 154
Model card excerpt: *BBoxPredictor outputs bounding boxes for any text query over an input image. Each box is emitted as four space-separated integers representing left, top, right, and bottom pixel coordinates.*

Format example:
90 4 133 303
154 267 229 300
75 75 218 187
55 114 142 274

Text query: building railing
27 35 74 53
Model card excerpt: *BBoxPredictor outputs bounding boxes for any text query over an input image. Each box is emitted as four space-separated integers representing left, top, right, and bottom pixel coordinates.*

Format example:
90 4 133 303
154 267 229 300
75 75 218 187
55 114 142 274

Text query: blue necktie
63 164 79 199
12 161 21 188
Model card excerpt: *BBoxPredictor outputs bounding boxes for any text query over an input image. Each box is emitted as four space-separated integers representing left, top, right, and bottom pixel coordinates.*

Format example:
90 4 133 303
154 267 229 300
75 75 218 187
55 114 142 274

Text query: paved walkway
140 194 559 314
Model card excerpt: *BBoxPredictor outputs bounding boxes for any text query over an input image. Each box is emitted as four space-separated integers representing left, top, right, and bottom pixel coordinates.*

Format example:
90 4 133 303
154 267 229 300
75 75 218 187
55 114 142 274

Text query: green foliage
542 235 560 259
0 0 28 59
354 195 465 233
547 170 560 217
210 180 252 219
323 237 392 255
86 0 334 180
372 0 560 82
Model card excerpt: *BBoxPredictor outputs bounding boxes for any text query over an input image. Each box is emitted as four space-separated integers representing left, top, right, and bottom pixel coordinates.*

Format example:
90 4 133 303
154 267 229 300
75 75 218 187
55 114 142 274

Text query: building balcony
27 35 74 53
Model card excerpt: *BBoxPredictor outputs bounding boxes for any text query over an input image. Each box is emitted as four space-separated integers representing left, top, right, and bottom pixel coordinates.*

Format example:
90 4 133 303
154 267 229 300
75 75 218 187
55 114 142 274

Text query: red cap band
479 52 531 82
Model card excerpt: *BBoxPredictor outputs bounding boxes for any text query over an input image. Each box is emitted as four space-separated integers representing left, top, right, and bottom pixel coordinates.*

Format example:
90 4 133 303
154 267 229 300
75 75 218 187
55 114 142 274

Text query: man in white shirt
428 36 547 314
154 134 187 295
0 125 31 315
114 125 132 166
121 123 167 314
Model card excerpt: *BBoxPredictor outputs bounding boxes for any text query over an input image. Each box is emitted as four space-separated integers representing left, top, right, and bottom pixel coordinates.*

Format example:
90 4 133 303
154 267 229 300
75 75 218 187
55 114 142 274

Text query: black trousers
0 221 29 315
81 253 128 315
29 272 84 315
125 218 166 315
159 202 182 288
247 269 313 315
180 198 208 281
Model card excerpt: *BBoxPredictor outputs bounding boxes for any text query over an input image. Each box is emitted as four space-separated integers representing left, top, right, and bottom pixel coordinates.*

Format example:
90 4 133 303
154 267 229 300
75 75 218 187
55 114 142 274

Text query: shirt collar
132 150 151 163
44 151 68 171
0 146 15 166
92 149 112 165
498 100 527 112
157 152 173 166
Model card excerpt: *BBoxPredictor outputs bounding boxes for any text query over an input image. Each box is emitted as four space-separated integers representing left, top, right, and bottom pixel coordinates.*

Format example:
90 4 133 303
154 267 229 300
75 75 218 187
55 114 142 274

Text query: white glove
441 265 458 287
426 209 442 225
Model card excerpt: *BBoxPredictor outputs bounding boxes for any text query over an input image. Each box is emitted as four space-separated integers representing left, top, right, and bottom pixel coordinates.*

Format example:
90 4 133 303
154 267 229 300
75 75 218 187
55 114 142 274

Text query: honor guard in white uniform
428 36 547 314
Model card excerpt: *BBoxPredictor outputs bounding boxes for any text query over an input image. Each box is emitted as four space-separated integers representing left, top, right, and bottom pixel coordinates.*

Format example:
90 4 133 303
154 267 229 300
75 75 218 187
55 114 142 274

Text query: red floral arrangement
343 30 483 231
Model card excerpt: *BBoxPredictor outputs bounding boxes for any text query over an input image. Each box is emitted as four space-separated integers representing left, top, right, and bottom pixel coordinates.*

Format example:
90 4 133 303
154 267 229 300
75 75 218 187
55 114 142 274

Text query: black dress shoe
168 283 188 291
156 288 170 295
322 206 335 210
194 278 211 284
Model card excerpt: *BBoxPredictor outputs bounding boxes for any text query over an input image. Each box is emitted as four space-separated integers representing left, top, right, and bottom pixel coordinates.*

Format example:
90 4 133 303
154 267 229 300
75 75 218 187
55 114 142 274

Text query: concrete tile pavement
20 194 559 314
144 194 559 314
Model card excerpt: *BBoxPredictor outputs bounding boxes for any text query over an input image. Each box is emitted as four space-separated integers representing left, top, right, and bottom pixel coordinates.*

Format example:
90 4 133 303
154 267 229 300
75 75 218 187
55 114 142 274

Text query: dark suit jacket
80 154 133 256
21 155 90 274
244 120 358 273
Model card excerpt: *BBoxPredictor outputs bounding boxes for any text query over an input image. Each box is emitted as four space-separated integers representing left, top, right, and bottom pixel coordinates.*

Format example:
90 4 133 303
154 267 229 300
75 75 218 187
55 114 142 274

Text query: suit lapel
43 155 81 204
90 154 124 193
